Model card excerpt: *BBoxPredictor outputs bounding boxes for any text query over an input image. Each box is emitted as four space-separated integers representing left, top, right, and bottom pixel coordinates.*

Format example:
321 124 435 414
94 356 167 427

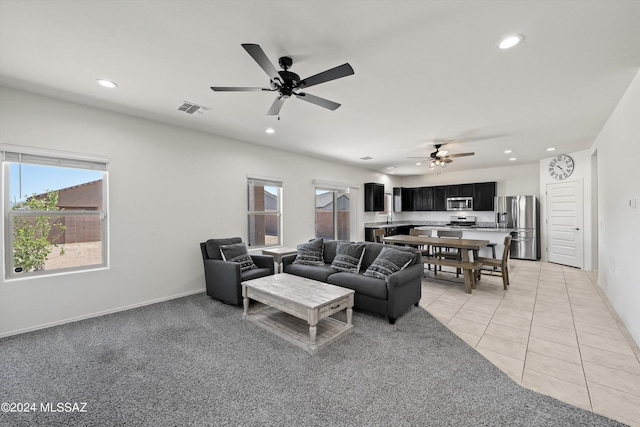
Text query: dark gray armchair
200 237 274 305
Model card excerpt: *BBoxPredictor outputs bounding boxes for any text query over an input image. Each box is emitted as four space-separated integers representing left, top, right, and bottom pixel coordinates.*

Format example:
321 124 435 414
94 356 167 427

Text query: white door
546 180 584 268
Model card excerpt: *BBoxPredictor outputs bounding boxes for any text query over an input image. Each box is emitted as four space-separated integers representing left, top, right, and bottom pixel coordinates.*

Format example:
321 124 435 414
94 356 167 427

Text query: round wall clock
548 154 575 180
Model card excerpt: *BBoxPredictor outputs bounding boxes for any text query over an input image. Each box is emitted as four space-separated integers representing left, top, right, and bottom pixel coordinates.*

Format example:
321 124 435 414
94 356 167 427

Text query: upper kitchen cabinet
433 186 447 211
419 187 434 211
364 182 385 212
473 181 496 211
446 184 473 198
401 187 418 211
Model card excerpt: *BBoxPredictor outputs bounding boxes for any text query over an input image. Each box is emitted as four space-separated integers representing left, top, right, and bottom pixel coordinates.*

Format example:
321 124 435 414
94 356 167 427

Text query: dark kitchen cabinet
433 186 447 211
401 187 417 211
447 184 473 198
473 181 496 211
397 225 411 235
364 183 385 212
419 187 434 211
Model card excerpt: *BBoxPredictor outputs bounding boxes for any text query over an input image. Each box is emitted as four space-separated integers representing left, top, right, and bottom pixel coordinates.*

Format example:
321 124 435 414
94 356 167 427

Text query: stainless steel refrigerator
495 195 540 260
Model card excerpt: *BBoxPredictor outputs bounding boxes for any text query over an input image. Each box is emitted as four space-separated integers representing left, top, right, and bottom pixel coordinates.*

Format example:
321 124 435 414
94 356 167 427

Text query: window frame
2 145 109 279
247 176 282 249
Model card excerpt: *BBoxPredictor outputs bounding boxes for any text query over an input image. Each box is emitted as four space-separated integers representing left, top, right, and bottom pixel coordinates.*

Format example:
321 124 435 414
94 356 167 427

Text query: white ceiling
1 0 639 175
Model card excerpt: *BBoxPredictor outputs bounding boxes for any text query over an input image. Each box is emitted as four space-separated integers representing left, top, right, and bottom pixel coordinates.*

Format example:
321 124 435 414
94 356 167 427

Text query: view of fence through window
6 159 106 276
315 189 350 241
247 178 281 247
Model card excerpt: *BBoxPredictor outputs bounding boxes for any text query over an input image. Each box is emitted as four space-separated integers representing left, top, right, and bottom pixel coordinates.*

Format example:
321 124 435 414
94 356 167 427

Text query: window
315 188 350 241
2 147 108 278
247 177 282 248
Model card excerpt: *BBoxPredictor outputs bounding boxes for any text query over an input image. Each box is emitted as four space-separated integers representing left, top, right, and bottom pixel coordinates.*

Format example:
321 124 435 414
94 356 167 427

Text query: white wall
592 71 640 345
400 163 540 198
391 163 540 223
0 87 387 336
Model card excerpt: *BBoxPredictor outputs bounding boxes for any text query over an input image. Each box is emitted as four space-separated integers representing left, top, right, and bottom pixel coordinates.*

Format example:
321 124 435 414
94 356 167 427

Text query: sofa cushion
322 240 344 264
327 272 388 299
284 264 336 282
219 243 257 272
363 246 415 282
331 243 366 273
293 238 324 266
359 242 416 271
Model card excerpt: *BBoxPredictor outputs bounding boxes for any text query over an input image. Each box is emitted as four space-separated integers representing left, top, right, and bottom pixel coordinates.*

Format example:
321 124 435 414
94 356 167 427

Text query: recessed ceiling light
546 147 556 151
97 79 117 89
265 128 275 134
386 166 396 169
415 162 422 166
498 35 524 50
509 157 517 161
504 150 512 154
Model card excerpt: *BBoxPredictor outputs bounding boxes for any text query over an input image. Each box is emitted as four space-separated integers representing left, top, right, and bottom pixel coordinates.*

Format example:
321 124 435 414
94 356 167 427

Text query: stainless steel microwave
446 197 473 211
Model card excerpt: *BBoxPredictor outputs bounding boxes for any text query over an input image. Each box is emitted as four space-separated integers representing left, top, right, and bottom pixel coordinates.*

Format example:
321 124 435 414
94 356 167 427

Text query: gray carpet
0 293 626 426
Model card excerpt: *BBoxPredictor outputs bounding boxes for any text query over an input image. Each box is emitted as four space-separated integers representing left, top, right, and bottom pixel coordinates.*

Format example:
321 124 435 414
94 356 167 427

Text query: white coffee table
242 273 354 355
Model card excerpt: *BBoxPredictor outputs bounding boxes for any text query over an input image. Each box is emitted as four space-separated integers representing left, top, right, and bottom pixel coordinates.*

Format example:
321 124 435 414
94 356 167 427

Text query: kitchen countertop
364 222 514 232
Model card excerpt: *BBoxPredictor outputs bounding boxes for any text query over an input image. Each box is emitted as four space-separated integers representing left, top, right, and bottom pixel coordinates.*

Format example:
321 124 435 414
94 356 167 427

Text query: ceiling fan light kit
211 43 354 116
412 142 474 170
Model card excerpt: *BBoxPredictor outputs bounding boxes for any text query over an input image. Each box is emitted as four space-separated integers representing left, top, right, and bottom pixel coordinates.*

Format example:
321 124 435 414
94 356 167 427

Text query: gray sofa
281 240 422 324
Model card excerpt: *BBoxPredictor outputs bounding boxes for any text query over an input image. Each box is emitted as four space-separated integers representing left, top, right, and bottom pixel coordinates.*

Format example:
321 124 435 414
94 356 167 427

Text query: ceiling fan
408 143 475 168
210 43 354 116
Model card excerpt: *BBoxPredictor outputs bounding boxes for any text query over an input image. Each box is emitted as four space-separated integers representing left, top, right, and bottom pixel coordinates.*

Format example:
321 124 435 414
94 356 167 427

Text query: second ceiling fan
409 143 475 168
211 43 354 116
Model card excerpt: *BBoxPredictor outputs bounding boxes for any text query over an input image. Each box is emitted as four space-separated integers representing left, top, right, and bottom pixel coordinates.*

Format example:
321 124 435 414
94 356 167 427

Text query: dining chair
373 228 385 243
409 228 433 271
477 235 512 290
433 229 463 277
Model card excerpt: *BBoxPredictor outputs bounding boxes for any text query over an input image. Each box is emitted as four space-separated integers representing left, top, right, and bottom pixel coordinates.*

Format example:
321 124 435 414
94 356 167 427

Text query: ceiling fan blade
295 92 341 110
210 86 272 92
267 96 286 116
299 63 354 89
241 43 281 83
443 158 453 163
447 152 475 158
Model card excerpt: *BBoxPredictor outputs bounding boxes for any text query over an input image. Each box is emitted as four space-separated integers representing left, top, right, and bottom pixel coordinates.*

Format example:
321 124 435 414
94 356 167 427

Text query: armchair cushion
219 242 257 272
331 242 366 273
363 246 415 282
205 237 242 260
292 238 324 266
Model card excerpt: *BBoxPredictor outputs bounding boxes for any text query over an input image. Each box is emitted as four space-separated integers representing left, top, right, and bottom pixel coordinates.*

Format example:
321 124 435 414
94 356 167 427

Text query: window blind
2 148 108 171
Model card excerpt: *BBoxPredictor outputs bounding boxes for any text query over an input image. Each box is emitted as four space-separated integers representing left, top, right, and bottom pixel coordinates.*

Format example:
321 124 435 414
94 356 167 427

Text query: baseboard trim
0 288 204 338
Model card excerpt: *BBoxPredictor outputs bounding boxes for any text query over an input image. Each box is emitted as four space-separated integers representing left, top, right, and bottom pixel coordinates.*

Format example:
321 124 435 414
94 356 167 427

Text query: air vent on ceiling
177 101 211 116
360 156 373 161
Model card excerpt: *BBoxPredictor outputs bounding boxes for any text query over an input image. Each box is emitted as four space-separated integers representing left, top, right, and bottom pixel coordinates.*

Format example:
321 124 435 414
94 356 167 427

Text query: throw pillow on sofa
331 242 366 273
292 238 325 266
364 246 414 282
219 243 258 272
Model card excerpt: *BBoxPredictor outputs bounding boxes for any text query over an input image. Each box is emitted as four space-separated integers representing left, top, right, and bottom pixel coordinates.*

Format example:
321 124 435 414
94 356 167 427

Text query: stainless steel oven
446 197 473 211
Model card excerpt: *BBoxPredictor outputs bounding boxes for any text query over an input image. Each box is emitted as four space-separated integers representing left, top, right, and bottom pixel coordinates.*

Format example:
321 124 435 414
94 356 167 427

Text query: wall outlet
630 197 637 209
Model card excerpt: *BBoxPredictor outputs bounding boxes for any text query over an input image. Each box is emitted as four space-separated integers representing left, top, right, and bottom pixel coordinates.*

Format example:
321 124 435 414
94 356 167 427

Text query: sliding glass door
315 188 350 241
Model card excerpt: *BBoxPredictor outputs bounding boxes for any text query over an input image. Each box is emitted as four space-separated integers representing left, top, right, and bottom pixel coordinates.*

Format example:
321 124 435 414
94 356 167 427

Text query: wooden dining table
382 234 490 293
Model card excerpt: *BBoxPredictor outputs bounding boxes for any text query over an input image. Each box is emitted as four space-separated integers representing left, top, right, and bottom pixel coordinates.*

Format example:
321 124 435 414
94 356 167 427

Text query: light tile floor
419 260 640 426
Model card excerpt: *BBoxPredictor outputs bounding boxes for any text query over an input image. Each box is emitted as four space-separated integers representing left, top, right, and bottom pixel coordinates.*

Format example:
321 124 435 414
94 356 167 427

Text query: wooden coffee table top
242 273 353 309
